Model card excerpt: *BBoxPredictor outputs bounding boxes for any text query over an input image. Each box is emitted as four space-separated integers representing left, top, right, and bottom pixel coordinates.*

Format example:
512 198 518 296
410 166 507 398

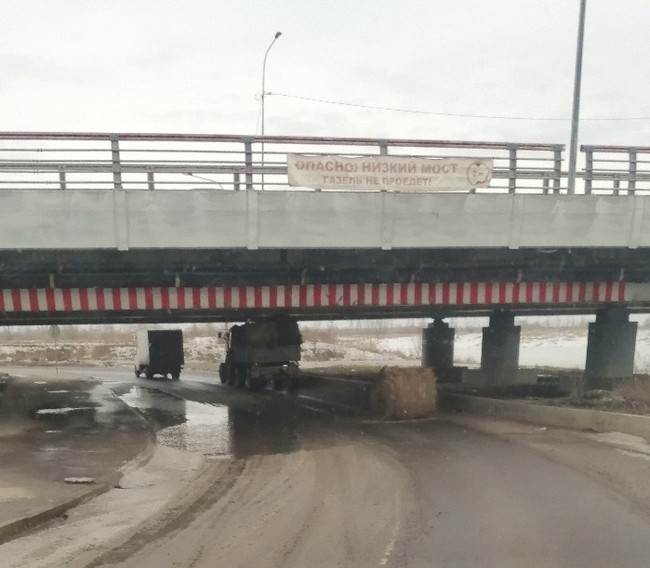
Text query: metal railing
0 132 568 194
582 145 650 195
10 134 648 196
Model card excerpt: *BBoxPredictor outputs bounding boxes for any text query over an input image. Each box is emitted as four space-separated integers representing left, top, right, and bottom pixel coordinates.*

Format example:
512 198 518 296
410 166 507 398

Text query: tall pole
568 0 587 194
261 31 281 190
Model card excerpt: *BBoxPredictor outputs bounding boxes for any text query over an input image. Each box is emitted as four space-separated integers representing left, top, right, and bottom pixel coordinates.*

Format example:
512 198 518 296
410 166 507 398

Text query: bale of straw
373 366 437 420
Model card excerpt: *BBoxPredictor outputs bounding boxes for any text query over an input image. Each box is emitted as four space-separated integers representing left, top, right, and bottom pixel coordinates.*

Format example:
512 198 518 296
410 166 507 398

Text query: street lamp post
261 31 282 189
568 0 587 194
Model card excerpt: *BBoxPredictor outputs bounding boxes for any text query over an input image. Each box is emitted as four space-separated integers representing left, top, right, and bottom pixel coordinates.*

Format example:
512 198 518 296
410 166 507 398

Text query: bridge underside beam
0 305 649 326
0 280 648 325
0 247 648 289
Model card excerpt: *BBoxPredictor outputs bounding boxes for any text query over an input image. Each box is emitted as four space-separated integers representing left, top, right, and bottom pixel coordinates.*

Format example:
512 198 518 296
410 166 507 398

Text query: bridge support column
585 308 637 390
481 311 520 386
421 319 454 380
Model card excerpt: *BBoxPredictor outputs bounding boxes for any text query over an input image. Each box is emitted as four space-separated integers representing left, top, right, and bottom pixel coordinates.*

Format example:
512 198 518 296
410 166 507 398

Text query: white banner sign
287 154 493 191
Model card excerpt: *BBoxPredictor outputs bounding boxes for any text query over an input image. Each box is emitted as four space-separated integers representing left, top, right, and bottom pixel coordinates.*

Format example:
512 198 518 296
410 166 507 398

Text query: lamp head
275 31 282 39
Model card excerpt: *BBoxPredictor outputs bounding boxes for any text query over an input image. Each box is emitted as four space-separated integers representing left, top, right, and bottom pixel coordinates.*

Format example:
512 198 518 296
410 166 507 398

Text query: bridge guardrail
582 145 650 195
4 133 646 196
0 132 566 194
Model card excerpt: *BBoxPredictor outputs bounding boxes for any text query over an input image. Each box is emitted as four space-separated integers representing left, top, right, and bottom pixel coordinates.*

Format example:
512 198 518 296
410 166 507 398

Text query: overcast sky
1 0 648 146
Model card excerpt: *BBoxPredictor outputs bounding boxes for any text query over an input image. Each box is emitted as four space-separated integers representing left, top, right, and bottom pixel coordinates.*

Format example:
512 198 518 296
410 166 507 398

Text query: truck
134 329 184 380
219 317 301 391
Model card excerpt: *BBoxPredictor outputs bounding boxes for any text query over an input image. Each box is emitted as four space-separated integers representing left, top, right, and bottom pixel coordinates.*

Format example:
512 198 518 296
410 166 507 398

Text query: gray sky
1 0 648 146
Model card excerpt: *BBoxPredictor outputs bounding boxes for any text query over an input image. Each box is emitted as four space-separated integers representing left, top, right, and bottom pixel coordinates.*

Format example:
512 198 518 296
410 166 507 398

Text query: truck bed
230 345 300 365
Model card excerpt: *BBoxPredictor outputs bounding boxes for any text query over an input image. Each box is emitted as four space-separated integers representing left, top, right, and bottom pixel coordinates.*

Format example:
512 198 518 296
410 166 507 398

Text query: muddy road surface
3 367 650 567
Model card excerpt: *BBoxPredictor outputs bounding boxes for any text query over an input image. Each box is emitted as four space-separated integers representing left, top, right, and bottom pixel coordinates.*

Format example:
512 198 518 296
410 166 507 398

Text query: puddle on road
118 386 299 458
1 375 300 460
120 386 230 457
120 386 232 457
0 377 143 433
158 401 231 457
36 407 95 415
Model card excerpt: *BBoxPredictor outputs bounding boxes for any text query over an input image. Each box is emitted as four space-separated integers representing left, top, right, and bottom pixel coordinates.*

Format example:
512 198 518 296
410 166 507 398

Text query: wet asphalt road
4 366 650 567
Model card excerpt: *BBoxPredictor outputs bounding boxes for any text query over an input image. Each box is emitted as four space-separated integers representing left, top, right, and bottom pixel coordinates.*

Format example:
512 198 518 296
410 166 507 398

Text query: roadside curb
440 392 650 442
0 396 157 546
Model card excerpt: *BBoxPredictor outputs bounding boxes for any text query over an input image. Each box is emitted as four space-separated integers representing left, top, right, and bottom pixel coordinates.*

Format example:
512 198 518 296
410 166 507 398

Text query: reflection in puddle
158 401 230 457
36 407 95 415
119 386 230 457
118 386 300 459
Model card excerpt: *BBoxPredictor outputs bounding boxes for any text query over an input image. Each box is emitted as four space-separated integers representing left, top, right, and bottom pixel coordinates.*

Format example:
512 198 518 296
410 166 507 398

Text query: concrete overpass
1 131 649 388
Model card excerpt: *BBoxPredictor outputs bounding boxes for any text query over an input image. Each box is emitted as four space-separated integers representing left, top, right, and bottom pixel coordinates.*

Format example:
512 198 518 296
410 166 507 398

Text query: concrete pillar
422 319 454 377
481 311 521 386
585 307 637 390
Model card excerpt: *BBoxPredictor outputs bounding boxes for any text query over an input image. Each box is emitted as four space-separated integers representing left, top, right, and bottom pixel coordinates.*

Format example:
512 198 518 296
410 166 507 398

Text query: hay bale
373 366 437 420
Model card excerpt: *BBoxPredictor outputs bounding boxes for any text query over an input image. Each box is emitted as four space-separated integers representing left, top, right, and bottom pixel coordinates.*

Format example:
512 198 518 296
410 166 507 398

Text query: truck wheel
171 368 181 381
278 375 295 392
134 367 141 378
219 363 228 384
234 365 246 389
145 367 154 380
244 368 259 392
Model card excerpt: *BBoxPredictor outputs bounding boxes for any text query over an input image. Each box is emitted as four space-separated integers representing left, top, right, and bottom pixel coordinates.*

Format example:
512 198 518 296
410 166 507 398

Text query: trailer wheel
134 367 141 378
171 368 181 381
145 367 154 380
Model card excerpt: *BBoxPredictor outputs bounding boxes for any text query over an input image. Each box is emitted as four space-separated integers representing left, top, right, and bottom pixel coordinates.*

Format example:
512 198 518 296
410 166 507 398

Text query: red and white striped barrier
0 281 628 313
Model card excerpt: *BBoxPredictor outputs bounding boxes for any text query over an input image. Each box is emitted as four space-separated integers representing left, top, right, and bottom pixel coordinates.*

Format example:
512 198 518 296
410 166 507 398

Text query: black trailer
135 329 184 380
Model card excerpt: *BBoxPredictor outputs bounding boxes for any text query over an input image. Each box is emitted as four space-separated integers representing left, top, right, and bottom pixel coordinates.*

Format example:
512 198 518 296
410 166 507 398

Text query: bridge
1 131 649 388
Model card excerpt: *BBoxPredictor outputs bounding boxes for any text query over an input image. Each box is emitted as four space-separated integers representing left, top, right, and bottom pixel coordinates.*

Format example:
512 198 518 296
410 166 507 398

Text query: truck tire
219 363 228 384
244 367 260 392
171 368 181 381
145 367 154 380
135 367 141 378
233 365 245 389
277 375 296 392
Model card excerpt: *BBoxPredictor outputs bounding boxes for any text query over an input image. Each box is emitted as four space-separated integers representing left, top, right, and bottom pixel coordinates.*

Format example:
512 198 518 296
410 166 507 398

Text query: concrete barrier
298 369 437 420
297 374 375 414
440 392 650 442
